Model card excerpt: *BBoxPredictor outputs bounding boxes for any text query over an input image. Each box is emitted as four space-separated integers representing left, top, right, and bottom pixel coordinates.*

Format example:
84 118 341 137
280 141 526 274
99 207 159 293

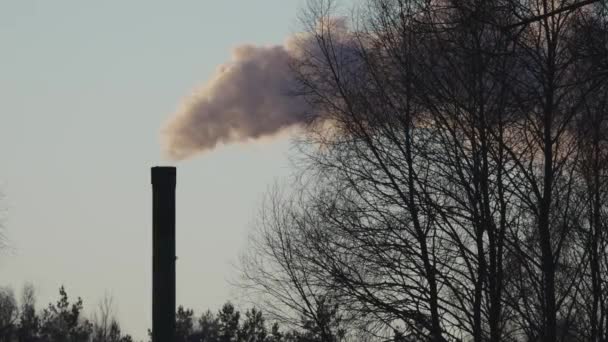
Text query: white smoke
162 19 352 160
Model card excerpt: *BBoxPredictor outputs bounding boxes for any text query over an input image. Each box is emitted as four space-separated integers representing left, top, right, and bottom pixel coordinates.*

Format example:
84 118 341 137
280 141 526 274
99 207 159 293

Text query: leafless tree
242 1 608 342
0 287 18 341
90 292 124 342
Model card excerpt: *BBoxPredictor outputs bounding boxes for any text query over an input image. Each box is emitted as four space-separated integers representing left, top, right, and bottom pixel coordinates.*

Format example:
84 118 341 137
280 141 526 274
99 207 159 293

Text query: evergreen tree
38 286 92 342
239 309 266 342
217 303 240 342
175 306 194 342
197 309 220 342
298 297 345 342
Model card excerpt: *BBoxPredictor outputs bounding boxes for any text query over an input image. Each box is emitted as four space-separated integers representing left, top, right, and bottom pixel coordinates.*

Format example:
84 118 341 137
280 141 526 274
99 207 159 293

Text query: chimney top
151 166 176 187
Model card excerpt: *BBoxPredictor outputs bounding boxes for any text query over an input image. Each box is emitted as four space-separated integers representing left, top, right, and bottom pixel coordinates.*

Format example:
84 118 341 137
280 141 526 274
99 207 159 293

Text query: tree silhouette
17 284 39 342
198 310 220 342
242 0 608 341
37 286 92 342
0 285 133 342
0 288 18 342
175 306 195 342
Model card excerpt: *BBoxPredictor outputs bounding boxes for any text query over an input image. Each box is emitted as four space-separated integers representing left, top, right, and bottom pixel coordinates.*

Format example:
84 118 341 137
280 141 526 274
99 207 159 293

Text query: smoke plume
162 40 313 160
162 19 353 160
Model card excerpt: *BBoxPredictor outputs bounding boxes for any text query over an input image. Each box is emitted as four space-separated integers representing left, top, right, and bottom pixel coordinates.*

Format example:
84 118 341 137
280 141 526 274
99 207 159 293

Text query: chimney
151 166 176 342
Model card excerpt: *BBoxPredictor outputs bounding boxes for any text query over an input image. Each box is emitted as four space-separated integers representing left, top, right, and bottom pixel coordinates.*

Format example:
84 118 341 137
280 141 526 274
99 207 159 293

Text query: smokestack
151 166 176 342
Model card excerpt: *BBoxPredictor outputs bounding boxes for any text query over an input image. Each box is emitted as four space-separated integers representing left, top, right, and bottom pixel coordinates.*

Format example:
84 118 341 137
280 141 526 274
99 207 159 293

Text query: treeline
0 285 133 342
0 284 347 342
171 297 345 342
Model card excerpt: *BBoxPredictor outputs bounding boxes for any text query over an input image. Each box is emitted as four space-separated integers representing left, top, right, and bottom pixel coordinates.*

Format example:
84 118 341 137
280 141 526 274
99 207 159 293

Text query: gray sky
0 1 303 339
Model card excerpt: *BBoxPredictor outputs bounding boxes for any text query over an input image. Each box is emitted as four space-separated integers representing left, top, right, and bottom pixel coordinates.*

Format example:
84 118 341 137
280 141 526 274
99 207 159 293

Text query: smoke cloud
162 40 313 160
161 19 354 160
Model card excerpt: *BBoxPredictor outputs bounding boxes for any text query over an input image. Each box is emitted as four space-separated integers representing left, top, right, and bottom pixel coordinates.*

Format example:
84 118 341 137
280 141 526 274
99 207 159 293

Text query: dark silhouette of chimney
151 166 176 342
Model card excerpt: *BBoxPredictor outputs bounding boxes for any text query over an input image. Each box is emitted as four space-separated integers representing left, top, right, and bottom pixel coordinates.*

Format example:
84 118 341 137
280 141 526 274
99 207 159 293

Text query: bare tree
0 287 18 341
565 8 608 341
90 292 127 342
242 1 608 342
17 283 40 341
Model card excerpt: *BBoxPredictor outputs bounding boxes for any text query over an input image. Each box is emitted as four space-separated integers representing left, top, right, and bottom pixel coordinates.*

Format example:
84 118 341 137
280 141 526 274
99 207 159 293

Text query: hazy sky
0 1 305 339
